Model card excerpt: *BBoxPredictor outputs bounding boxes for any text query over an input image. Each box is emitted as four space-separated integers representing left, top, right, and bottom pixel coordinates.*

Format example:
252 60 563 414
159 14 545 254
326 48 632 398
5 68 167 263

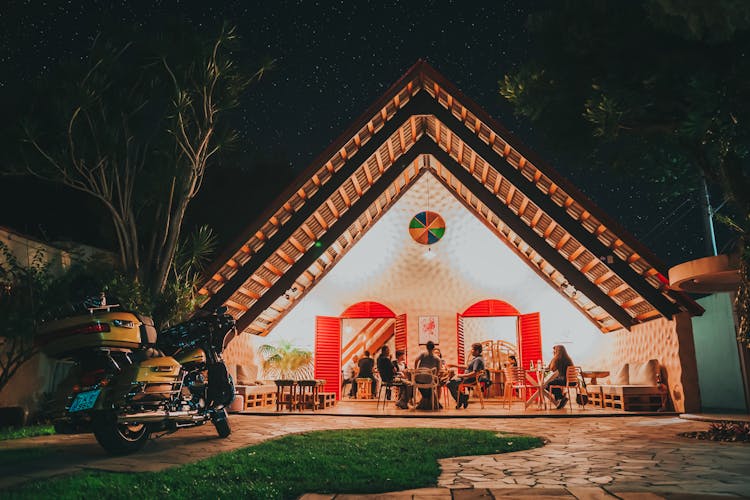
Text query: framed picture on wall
418 316 439 345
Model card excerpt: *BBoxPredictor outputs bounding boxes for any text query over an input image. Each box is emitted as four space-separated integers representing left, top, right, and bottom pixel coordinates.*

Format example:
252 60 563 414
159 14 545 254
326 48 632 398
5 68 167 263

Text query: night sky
0 0 717 268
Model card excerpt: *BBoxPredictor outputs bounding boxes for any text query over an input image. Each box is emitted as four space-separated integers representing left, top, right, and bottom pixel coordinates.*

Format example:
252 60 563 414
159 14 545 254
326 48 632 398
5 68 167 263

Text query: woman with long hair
546 345 574 409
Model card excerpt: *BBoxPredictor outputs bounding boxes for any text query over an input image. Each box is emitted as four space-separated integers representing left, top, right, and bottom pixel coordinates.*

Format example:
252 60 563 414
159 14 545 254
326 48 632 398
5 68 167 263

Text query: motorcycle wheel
211 408 231 438
92 414 151 455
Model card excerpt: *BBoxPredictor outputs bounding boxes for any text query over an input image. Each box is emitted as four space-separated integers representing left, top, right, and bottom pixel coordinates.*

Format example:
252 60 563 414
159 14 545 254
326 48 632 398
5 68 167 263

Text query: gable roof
198 60 702 336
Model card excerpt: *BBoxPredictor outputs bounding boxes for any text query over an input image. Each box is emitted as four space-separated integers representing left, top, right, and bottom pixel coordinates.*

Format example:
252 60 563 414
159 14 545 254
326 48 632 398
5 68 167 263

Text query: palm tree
258 340 314 380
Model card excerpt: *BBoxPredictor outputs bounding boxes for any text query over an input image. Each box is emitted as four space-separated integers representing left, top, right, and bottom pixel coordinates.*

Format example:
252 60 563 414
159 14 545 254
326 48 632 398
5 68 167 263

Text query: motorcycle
38 299 236 455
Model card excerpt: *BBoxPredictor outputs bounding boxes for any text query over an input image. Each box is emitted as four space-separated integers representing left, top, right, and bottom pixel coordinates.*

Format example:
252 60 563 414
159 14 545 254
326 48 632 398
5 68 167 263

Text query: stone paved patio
1 414 748 498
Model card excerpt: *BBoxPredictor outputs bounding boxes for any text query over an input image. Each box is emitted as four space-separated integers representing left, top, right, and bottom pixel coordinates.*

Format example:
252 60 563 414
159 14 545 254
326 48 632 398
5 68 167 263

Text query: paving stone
615 493 668 500
565 486 618 499
452 489 493 499
490 487 570 496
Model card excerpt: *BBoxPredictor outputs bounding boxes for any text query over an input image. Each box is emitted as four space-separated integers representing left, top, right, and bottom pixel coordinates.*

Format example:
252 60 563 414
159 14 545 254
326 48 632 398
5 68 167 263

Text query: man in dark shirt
377 345 396 399
357 350 376 397
447 342 485 409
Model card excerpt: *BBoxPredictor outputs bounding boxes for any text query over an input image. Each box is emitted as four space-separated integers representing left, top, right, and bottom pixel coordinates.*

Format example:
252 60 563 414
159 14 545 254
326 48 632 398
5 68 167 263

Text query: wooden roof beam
425 140 635 329
198 92 435 312
351 174 363 197
313 211 329 231
276 249 295 265
326 199 340 219
301 223 316 241
428 106 678 318
234 139 425 333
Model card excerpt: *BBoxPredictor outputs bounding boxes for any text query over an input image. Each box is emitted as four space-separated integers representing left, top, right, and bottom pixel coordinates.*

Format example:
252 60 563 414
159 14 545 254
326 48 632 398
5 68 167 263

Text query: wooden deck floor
238 397 672 418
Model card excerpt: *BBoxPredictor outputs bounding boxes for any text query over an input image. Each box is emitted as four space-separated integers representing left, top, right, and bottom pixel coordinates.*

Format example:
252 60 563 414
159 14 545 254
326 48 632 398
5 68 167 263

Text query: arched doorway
314 301 406 399
456 299 541 370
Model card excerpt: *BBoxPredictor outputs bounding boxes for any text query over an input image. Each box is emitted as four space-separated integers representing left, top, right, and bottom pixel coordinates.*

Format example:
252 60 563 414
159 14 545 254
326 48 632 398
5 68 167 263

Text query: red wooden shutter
518 312 542 370
395 313 407 364
314 316 341 400
456 313 465 365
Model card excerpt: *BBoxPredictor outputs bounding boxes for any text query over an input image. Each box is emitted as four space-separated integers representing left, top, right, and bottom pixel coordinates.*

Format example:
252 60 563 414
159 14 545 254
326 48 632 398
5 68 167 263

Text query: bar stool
274 379 296 412
297 379 320 411
355 378 373 399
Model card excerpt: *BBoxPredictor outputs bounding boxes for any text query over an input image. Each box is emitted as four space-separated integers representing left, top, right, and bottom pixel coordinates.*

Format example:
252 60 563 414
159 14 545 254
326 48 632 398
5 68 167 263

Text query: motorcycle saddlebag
37 311 144 358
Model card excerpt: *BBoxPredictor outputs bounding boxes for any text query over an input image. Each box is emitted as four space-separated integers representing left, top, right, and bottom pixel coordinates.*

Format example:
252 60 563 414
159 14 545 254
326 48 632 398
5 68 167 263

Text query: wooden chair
376 378 406 410
505 367 536 410
548 366 586 410
411 368 440 410
457 369 486 409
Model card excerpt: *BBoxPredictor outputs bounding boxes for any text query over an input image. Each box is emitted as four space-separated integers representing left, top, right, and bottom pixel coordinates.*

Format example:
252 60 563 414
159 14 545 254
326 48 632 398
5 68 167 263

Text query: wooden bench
600 385 664 411
587 359 667 412
318 392 336 409
235 384 277 411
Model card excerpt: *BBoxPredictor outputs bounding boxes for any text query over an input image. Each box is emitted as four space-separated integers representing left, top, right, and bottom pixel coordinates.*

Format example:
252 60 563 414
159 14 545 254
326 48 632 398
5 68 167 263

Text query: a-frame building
199 61 703 411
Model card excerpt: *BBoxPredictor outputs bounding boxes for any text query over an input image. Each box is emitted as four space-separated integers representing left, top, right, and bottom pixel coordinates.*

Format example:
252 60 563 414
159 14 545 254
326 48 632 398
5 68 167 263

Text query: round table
581 370 610 385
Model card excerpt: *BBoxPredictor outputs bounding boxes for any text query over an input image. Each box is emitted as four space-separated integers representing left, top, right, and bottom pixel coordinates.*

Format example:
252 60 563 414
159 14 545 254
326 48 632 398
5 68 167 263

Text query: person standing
545 345 574 409
447 342 485 409
342 354 359 398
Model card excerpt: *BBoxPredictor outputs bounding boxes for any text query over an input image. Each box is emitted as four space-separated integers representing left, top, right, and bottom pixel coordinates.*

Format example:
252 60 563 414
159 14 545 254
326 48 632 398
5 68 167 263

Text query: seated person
447 342 485 409
433 347 448 371
341 354 359 398
356 350 376 397
413 341 441 410
377 345 396 399
545 344 574 409
377 346 411 408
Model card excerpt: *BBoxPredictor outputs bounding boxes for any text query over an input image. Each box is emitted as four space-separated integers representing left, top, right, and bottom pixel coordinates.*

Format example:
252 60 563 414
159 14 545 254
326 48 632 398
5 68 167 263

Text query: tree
0 243 105 394
499 0 750 343
258 340 314 380
12 19 270 301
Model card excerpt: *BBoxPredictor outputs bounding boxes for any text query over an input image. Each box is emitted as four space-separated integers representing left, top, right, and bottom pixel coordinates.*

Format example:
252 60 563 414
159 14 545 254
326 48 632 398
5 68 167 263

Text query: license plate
69 389 101 412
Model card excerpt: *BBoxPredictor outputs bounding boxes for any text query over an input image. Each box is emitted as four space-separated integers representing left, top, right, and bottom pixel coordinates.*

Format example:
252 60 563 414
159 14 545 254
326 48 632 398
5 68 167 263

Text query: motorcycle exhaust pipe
117 410 204 424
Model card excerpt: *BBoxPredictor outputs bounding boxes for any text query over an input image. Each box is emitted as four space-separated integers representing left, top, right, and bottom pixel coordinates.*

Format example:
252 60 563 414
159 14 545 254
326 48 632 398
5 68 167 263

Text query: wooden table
524 369 557 409
581 370 610 385
274 380 297 412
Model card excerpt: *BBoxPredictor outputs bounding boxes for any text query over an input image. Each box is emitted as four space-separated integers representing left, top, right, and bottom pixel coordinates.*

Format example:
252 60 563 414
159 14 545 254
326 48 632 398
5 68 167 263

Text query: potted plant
258 340 313 381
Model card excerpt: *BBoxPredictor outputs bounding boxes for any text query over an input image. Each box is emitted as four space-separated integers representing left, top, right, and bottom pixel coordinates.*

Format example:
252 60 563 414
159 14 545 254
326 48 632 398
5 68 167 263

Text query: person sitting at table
432 347 447 370
545 344 574 409
377 345 398 400
393 350 408 374
356 350 376 397
447 342 485 409
342 354 359 398
413 341 442 410
392 349 413 409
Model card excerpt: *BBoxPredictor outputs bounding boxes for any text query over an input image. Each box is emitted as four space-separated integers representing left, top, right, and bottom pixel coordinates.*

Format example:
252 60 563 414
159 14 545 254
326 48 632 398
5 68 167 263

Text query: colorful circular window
409 211 446 245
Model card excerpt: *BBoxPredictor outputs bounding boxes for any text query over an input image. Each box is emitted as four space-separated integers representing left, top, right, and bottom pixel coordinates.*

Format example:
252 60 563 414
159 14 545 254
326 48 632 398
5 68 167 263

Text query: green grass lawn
5 427 543 499
0 425 55 441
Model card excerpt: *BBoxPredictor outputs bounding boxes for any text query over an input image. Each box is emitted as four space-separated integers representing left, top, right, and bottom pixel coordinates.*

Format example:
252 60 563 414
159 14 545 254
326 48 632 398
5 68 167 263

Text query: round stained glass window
409 211 446 245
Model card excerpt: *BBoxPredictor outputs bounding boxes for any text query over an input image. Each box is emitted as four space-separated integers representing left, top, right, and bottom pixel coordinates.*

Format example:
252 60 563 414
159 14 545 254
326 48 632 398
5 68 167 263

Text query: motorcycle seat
135 314 158 345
